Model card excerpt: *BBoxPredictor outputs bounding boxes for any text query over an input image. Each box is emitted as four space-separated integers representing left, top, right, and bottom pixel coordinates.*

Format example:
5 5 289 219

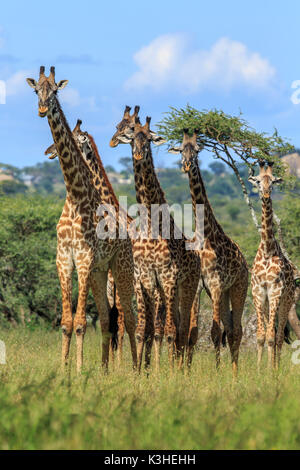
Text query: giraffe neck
132 143 176 237
188 161 225 241
79 134 119 207
260 195 276 255
80 134 132 225
132 143 166 208
47 97 94 205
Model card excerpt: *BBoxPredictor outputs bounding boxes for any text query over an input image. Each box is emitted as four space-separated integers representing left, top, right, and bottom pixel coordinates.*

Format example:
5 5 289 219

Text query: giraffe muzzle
109 138 118 148
39 106 48 117
182 161 191 172
133 153 143 160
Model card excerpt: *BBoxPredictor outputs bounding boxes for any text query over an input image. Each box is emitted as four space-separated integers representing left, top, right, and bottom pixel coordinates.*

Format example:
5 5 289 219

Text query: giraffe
46 118 165 369
44 124 127 364
26 66 137 372
248 161 295 369
110 109 200 370
168 129 248 374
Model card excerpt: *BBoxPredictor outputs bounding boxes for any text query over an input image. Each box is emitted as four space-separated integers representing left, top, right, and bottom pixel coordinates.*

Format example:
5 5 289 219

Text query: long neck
80 134 132 225
188 161 225 240
132 142 180 239
260 195 276 254
47 98 94 204
80 135 119 207
132 143 166 210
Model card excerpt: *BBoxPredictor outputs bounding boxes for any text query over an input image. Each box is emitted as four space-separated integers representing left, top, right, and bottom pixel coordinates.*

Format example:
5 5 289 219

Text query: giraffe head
109 105 140 147
26 66 68 117
129 116 166 160
45 119 85 159
168 129 203 172
248 161 283 198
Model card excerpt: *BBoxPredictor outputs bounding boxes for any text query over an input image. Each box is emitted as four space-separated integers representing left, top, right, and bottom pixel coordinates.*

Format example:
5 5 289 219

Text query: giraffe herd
26 66 297 375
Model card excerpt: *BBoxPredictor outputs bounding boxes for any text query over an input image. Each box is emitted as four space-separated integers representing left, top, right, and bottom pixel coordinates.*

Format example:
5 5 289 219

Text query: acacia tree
157 105 300 336
157 105 295 230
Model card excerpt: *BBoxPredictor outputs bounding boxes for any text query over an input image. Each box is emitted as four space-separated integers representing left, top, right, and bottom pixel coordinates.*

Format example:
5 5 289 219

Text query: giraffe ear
57 80 69 90
273 177 283 185
248 175 258 185
116 135 132 144
26 78 37 88
195 143 204 152
45 143 58 159
150 131 166 146
168 146 182 154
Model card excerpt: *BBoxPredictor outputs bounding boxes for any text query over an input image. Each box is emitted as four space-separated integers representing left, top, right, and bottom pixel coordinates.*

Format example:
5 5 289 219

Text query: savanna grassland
1 159 300 451
0 326 300 450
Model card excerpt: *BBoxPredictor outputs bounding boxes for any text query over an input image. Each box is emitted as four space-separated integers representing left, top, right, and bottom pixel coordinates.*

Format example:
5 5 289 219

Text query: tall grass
0 327 299 450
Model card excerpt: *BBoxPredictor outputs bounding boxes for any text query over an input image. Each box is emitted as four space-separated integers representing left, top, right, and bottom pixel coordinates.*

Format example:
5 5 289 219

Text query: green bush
0 196 63 325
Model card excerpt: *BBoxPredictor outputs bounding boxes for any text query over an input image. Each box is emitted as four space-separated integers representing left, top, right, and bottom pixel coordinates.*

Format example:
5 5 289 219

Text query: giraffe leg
154 288 165 372
112 278 137 371
177 276 199 370
266 295 283 369
56 250 73 368
268 290 293 370
228 269 248 376
220 289 233 356
163 283 179 369
116 294 125 367
276 300 292 370
187 281 202 369
90 269 111 371
73 269 90 373
111 251 137 371
107 270 116 365
252 281 267 369
59 282 73 368
135 280 155 373
210 290 222 370
145 327 154 371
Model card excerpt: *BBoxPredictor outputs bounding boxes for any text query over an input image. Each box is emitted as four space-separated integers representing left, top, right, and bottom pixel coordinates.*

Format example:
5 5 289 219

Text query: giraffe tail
109 283 119 351
275 322 291 345
283 324 292 345
221 309 235 347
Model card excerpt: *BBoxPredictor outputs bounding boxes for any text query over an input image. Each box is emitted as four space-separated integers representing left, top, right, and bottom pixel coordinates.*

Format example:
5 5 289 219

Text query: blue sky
1 0 300 170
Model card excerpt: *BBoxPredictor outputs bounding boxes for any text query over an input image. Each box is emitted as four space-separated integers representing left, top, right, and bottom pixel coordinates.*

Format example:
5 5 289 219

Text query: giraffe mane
54 99 98 185
87 133 120 209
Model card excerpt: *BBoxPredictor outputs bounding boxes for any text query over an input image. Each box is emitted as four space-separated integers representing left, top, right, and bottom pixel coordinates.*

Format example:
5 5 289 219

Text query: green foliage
209 161 226 175
0 180 27 195
0 196 102 326
227 203 241 221
22 160 65 196
105 165 116 173
118 157 133 176
276 190 300 267
0 196 63 325
157 105 295 184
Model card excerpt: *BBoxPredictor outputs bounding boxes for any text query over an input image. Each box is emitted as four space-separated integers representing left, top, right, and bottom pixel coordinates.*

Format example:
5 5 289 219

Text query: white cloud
60 87 97 111
60 87 81 107
125 34 276 93
6 70 33 96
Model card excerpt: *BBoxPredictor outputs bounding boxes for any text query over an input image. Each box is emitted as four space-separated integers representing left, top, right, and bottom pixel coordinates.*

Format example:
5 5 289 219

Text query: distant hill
282 152 300 178
0 158 277 205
